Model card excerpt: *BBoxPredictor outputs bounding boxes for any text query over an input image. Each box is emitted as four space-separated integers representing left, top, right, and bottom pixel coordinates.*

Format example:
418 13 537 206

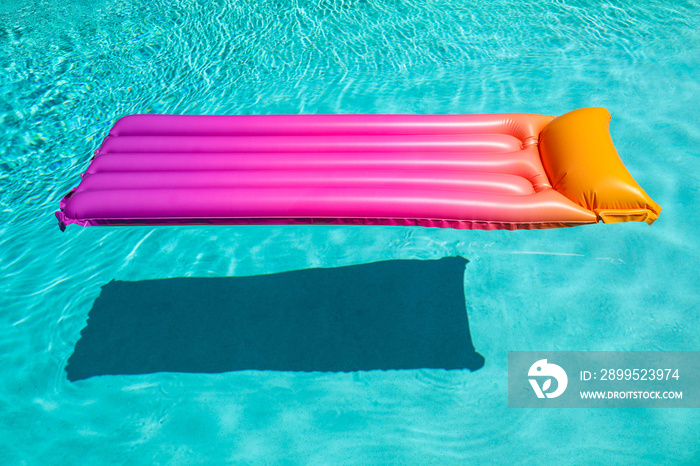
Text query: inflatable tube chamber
55 107 661 231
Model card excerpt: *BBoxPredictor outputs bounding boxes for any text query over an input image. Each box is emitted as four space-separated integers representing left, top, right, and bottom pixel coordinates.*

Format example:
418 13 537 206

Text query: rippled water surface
1 0 699 463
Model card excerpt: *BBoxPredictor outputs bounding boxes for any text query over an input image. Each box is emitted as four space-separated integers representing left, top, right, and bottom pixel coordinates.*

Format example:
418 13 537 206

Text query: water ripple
1 0 699 463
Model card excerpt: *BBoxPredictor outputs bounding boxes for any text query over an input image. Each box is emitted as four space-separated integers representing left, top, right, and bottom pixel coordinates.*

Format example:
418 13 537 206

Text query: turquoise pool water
1 0 698 463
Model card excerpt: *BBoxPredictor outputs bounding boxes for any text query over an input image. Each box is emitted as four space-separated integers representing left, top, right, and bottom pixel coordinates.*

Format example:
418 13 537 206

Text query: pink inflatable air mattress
55 108 661 231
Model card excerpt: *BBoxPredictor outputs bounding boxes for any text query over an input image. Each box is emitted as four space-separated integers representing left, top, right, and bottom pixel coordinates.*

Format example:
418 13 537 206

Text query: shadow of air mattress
66 256 484 381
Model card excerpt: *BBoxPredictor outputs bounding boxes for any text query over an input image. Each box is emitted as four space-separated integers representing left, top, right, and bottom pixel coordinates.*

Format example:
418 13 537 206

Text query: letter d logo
528 359 568 399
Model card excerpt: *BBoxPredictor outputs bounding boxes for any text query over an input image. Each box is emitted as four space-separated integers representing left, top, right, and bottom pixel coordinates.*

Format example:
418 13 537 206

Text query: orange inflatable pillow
539 107 661 225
